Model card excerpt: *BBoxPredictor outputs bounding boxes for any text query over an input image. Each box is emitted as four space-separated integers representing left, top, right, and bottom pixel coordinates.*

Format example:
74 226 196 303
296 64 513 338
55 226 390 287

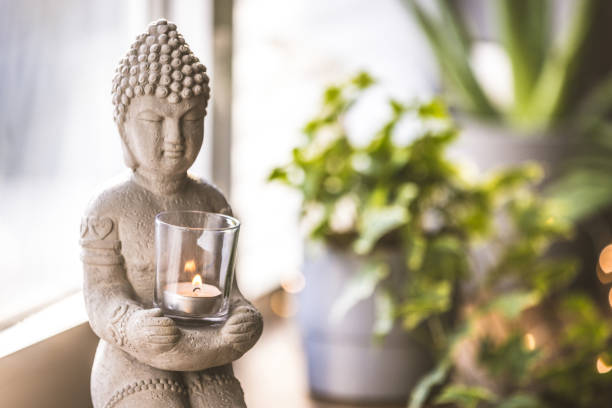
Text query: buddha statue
80 19 262 408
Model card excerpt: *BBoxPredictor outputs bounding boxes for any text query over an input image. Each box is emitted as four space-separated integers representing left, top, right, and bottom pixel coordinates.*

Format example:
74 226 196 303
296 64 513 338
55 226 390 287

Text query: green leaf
408 359 452 408
390 99 405 117
400 279 452 330
267 167 288 183
546 167 612 222
418 98 448 119
396 183 419 206
373 290 394 340
434 384 497 408
497 0 550 112
421 235 469 280
434 0 472 52
560 294 611 352
354 205 409 254
523 0 596 126
330 261 389 323
351 71 375 89
324 86 342 105
497 394 545 408
407 235 426 271
484 290 540 319
486 164 543 191
401 0 498 117
478 333 539 382
303 119 322 136
529 258 577 295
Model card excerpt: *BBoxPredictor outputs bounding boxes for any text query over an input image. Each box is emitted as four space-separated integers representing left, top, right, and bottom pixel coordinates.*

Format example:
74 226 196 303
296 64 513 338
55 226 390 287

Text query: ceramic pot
297 243 433 403
451 120 606 292
448 119 577 178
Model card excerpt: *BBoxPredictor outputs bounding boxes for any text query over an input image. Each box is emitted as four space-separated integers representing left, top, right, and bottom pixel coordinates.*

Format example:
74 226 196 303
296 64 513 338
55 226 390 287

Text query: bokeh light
280 273 306 294
597 356 612 374
524 333 536 351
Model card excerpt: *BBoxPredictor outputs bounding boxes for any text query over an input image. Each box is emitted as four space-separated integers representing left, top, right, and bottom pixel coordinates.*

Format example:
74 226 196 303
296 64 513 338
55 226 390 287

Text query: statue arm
80 213 181 369
81 184 262 372
80 214 147 355
220 199 264 357
147 311 260 371
83 262 141 346
150 271 262 370
81 213 258 372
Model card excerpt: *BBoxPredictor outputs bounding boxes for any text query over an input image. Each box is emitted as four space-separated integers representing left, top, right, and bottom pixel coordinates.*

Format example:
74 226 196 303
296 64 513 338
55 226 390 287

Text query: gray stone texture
81 19 262 408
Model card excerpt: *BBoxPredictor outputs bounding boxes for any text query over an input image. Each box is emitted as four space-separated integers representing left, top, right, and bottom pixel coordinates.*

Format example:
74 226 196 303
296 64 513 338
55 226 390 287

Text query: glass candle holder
155 210 240 323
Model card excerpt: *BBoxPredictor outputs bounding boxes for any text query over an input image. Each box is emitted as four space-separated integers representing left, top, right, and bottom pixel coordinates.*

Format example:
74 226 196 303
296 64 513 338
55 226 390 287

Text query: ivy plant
409 291 612 408
269 73 573 341
269 72 612 406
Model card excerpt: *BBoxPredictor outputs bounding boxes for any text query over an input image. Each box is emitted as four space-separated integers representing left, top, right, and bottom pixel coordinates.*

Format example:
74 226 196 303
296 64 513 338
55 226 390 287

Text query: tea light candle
155 211 240 322
162 273 223 315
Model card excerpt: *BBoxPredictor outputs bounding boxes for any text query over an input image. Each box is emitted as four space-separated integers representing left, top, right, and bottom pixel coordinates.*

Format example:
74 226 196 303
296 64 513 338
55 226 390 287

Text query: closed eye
137 111 163 122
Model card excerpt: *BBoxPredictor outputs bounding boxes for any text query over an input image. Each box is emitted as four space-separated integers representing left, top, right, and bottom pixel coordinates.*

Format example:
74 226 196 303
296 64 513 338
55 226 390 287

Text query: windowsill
0 285 274 360
0 292 89 359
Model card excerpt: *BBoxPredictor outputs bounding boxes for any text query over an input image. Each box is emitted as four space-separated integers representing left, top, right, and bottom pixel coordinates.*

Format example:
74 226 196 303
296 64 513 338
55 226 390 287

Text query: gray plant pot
450 119 611 310
297 243 433 404
448 119 576 177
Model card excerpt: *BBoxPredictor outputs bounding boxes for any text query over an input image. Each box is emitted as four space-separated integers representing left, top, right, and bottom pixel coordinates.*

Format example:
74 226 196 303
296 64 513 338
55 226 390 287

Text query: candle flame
597 356 612 374
192 274 202 287
184 260 196 273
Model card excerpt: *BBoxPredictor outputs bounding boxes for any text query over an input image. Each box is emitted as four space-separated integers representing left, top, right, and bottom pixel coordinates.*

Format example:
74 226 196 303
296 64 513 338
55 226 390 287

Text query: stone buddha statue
80 19 262 408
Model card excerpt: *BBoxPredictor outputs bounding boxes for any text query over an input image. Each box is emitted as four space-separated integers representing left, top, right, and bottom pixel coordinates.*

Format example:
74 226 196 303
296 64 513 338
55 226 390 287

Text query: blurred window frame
0 0 234 351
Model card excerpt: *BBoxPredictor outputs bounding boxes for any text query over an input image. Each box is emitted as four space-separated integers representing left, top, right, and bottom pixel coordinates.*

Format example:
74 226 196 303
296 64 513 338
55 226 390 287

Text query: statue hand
126 308 180 353
221 304 263 354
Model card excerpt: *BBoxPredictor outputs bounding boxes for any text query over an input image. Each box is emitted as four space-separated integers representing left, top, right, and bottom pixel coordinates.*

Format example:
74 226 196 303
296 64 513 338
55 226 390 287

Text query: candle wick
193 286 201 293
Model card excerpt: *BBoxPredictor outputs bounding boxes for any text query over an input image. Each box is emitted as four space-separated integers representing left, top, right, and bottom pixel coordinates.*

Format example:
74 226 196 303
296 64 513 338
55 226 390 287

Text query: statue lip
163 145 185 157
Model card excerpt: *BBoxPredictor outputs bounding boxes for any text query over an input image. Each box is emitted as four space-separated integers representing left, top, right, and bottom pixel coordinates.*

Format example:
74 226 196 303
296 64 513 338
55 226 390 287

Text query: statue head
112 19 210 176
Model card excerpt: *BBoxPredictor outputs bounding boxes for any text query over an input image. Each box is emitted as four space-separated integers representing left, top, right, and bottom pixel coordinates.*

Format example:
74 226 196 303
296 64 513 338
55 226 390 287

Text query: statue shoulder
80 176 134 257
187 174 233 215
83 175 134 219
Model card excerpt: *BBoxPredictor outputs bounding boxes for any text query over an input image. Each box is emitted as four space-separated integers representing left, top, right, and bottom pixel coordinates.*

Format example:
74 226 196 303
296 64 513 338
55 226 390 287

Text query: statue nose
164 119 183 144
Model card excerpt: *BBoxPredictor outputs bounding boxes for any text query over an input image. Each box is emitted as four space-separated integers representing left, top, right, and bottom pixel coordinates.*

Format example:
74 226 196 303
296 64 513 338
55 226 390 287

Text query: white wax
162 282 223 316
165 282 222 298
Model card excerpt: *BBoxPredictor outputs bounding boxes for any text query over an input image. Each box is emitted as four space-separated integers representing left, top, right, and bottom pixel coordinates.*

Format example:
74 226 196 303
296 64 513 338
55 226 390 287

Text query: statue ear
117 122 138 171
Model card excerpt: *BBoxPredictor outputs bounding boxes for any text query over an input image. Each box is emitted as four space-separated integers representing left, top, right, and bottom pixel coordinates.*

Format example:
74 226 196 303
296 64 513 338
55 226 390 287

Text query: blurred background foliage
404 0 612 224
270 72 611 406
403 0 612 131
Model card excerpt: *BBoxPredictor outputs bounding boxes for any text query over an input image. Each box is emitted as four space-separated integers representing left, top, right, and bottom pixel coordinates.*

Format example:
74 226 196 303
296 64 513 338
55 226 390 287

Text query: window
0 0 436 328
0 0 215 328
232 0 436 298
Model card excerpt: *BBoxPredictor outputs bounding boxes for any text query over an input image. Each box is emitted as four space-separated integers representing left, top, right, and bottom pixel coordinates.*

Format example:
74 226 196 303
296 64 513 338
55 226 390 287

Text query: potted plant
397 141 612 406
402 0 612 195
405 0 612 316
403 0 612 132
268 73 571 403
408 214 612 408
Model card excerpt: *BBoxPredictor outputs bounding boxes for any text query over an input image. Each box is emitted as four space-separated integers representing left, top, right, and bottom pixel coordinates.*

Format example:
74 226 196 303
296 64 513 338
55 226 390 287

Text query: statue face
120 95 207 176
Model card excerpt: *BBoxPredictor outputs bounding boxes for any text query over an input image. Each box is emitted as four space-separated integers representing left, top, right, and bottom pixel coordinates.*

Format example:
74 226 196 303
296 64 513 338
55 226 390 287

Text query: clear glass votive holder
155 210 240 323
